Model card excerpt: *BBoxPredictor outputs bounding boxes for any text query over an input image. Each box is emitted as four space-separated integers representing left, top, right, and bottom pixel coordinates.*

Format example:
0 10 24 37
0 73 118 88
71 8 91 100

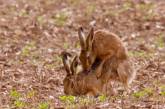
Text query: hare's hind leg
117 59 135 94
86 88 100 97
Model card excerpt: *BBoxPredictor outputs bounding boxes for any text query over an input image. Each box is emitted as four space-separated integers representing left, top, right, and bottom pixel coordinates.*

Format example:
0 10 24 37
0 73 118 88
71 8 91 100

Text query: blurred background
0 0 165 108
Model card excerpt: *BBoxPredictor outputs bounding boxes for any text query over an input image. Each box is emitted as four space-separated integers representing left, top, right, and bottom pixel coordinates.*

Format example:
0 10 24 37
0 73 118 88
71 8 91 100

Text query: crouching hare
61 51 104 96
78 27 136 94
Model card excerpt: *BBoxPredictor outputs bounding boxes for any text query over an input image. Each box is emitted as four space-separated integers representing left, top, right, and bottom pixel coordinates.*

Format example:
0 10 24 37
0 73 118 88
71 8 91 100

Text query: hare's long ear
78 27 86 50
61 51 72 76
86 27 94 50
70 56 78 75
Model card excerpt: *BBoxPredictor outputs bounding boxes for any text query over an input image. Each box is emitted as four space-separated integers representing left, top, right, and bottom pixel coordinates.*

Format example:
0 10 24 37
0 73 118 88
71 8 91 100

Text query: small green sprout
45 63 56 70
63 42 69 49
123 1 132 11
38 102 49 109
75 42 80 49
98 95 107 102
79 97 94 105
136 3 154 12
37 16 45 24
155 34 165 48
14 100 26 108
132 88 153 98
135 3 155 20
19 9 28 17
21 41 36 57
160 91 165 96
160 85 165 96
10 89 21 99
27 90 36 98
59 95 76 104
128 51 153 58
54 12 68 26
143 88 153 95
85 4 96 16
21 47 30 57
132 91 145 98
128 51 146 57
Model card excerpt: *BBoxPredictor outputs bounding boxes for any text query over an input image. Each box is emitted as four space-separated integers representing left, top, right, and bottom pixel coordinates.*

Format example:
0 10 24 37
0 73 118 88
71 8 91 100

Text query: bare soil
0 0 165 108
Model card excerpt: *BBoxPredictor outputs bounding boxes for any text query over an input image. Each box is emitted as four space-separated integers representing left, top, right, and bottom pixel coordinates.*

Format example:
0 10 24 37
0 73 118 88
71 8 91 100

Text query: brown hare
78 27 127 71
78 27 136 93
61 51 104 96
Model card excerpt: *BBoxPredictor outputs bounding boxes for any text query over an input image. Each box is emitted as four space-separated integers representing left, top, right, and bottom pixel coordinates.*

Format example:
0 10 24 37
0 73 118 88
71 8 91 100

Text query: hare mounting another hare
78 27 136 91
61 27 136 96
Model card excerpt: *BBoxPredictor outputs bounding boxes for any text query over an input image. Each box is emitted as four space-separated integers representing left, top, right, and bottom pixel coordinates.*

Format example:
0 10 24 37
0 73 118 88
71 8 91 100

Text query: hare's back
93 30 124 59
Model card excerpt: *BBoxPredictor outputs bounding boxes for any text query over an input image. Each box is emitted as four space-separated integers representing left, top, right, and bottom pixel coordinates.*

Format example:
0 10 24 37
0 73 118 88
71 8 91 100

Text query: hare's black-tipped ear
86 27 94 50
61 51 72 76
78 27 86 50
70 56 78 75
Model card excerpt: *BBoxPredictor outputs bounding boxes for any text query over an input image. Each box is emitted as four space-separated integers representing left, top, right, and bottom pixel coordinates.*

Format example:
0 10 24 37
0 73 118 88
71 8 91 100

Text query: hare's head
78 27 95 70
61 51 103 96
61 51 79 95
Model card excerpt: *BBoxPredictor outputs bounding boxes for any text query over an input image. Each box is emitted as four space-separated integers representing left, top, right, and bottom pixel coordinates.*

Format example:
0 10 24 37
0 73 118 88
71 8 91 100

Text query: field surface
0 0 165 109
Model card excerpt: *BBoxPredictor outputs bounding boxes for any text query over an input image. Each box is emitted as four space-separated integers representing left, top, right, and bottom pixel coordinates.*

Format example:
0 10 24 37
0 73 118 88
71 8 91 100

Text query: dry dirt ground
0 0 165 109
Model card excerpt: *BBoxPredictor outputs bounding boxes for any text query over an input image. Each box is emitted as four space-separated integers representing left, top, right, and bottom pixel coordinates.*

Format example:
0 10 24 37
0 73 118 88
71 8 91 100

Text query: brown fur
78 27 127 71
61 51 104 96
78 27 136 94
